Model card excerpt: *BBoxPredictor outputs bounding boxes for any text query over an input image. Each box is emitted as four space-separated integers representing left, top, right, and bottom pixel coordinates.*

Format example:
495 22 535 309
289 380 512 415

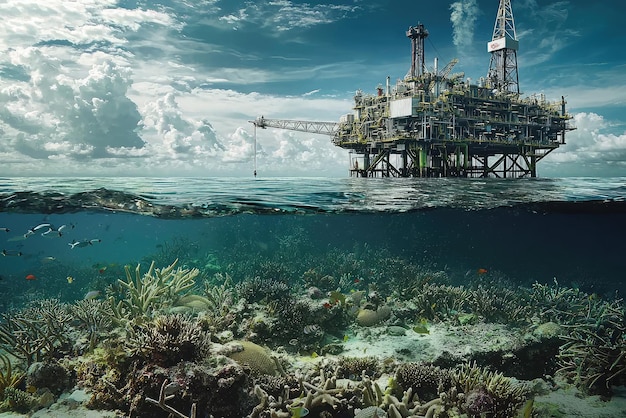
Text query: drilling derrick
406 23 429 79
487 0 519 94
251 1 574 178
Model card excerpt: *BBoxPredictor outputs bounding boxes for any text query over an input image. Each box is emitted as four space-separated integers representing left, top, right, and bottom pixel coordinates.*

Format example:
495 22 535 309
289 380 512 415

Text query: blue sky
0 0 624 177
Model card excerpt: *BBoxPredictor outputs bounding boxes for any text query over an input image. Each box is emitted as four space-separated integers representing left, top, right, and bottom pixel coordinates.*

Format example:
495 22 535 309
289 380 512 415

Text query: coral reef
395 362 451 401
336 357 380 379
26 360 73 395
109 259 198 324
236 277 290 304
71 299 114 352
556 297 626 397
127 314 212 367
0 299 73 366
0 353 24 402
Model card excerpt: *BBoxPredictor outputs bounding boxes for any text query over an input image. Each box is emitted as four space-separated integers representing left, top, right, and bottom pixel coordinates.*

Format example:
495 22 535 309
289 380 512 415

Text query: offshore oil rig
251 0 575 178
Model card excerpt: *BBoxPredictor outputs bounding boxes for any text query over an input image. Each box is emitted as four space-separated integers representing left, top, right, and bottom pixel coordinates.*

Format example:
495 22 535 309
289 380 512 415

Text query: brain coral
228 341 278 376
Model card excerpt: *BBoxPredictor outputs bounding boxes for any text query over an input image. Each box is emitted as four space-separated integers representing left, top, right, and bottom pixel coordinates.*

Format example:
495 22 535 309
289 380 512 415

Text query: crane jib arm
250 117 339 136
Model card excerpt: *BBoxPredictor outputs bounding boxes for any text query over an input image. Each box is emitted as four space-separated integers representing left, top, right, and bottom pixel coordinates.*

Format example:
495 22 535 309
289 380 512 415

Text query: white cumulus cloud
543 112 626 176
450 0 480 50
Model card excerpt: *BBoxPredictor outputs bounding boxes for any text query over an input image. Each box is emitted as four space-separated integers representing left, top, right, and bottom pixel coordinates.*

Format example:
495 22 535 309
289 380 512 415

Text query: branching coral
529 279 591 324
395 362 451 401
0 299 72 366
336 357 380 380
452 362 529 416
110 259 198 324
557 297 626 396
126 314 211 367
71 299 114 351
468 284 530 324
413 283 470 321
236 277 290 304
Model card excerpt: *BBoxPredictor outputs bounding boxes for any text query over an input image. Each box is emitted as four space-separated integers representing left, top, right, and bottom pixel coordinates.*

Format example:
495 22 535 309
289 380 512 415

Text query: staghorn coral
468 284 530 324
413 283 470 321
71 298 114 351
557 297 626 397
110 259 198 324
0 299 72 366
236 277 290 304
395 362 452 401
528 279 591 324
202 273 235 314
336 356 380 380
127 313 212 367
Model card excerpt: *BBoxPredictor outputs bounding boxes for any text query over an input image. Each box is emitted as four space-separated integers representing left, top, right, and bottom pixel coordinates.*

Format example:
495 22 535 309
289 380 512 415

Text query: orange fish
323 302 332 309
477 268 488 275
353 278 360 283
25 274 36 281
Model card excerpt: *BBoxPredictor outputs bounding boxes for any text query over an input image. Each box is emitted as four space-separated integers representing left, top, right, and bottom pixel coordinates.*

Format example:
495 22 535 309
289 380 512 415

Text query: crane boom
250 116 339 135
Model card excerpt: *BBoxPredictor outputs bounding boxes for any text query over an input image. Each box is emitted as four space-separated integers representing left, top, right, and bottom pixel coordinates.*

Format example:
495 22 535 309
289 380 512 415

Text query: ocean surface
0 176 624 312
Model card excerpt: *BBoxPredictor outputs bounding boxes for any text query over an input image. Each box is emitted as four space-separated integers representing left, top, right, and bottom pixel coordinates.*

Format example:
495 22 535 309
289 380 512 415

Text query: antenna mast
487 0 519 94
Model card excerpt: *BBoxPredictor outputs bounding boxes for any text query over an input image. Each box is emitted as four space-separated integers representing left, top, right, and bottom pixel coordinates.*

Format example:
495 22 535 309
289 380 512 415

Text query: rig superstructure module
251 0 575 178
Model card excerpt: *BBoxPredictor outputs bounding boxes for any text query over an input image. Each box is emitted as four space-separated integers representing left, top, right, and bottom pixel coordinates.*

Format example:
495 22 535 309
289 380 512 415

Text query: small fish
0 227 9 232
66 276 74 284
288 338 298 346
98 266 107 274
41 256 56 263
477 268 488 275
69 239 101 249
310 352 318 358
343 335 349 342
353 278 360 283
41 224 66 238
290 406 309 418
24 223 51 238
84 290 101 300
25 274 37 281
25 385 37 394
303 324 321 335
322 302 332 309
413 324 430 334
2 249 23 257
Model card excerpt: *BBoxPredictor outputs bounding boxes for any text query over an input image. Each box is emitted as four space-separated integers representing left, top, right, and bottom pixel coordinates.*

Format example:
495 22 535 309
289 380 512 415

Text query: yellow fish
343 335 349 342
311 352 319 358
66 276 74 284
